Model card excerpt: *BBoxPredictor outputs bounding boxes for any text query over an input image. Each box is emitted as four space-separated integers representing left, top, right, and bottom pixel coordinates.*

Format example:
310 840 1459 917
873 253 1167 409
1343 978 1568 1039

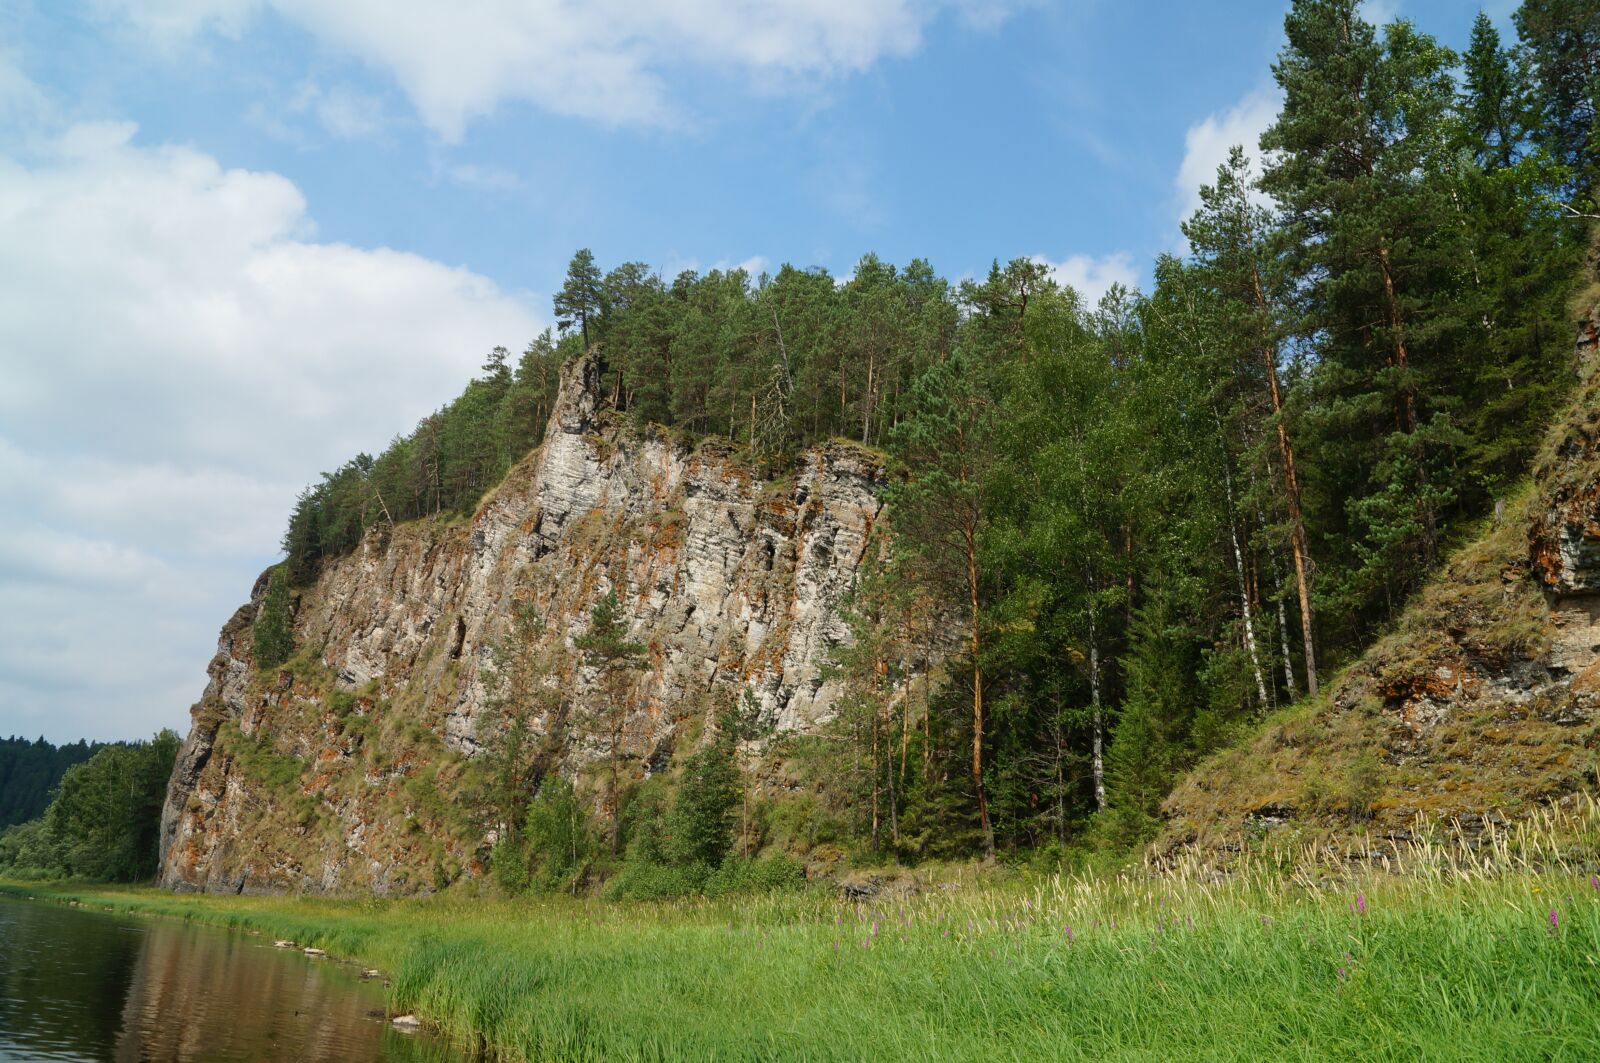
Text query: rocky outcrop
1158 305 1600 858
1530 310 1600 597
159 350 890 893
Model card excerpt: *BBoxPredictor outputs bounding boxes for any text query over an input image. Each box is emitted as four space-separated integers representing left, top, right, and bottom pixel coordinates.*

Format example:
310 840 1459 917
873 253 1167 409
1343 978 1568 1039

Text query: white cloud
92 1 1020 139
1365 0 1401 27
1174 87 1278 226
1032 252 1139 305
0 51 52 132
444 162 524 191
724 255 770 278
307 83 388 139
0 122 542 741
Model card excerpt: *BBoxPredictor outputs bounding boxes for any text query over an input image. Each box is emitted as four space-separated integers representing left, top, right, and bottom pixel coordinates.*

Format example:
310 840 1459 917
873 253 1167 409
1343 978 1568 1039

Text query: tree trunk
966 521 995 861
1088 600 1106 813
1250 261 1319 697
1217 417 1271 709
870 705 880 853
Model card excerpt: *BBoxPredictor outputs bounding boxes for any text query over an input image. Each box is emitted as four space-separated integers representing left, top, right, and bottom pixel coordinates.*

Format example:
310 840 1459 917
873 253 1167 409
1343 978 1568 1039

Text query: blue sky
0 0 1512 743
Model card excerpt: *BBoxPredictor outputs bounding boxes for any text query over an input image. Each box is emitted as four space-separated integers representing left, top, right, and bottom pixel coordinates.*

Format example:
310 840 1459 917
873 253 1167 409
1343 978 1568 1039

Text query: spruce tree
888 351 998 860
1464 11 1527 169
575 592 645 853
665 708 741 868
253 565 294 670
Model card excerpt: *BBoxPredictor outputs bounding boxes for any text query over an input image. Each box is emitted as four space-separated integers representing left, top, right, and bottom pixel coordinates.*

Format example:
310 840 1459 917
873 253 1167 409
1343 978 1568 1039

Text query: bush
704 855 805 897
603 861 711 901
524 776 593 891
491 835 531 895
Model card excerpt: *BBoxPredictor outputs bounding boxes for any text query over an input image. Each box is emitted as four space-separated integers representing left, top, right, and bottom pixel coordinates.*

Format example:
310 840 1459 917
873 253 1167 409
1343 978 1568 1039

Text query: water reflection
0 894 459 1063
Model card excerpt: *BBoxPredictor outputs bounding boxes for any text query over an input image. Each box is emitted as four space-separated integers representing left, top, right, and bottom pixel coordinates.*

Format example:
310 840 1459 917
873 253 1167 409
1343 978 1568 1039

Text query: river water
0 894 460 1062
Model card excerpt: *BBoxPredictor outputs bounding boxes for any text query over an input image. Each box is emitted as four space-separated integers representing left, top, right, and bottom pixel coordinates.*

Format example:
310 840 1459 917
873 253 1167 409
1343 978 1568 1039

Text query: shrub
704 855 805 897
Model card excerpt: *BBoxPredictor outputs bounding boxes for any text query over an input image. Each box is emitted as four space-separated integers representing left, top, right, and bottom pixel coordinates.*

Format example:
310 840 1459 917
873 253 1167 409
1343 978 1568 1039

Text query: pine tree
554 248 605 346
1514 0 1600 186
1183 146 1321 696
1261 0 1464 629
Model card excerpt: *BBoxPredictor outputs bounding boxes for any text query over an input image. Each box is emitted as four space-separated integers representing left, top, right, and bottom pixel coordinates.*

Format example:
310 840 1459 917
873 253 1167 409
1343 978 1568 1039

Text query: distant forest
0 732 179 881
0 736 106 829
271 0 1600 861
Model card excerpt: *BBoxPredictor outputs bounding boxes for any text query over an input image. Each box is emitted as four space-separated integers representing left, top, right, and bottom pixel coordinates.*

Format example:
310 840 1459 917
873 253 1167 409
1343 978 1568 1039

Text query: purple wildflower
1550 909 1560 930
1357 893 1367 916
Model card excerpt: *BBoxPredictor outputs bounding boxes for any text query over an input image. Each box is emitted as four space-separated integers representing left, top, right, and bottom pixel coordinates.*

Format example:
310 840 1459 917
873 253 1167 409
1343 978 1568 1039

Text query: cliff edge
158 351 887 893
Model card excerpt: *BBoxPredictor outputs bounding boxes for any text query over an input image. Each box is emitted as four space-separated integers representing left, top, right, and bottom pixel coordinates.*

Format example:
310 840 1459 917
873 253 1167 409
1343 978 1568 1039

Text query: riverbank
5 813 1600 1061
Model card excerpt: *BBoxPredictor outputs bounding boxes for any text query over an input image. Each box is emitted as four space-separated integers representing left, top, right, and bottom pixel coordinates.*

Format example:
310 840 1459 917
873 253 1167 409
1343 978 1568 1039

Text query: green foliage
665 713 742 869
1514 0 1600 186
0 735 106 829
702 854 804 897
252 565 294 669
522 776 593 892
0 731 180 881
252 0 1593 867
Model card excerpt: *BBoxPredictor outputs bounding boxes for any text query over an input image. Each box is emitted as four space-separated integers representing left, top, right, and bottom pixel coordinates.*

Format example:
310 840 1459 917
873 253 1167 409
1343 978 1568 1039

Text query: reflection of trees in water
0 897 143 1059
113 918 404 1062
0 896 457 1062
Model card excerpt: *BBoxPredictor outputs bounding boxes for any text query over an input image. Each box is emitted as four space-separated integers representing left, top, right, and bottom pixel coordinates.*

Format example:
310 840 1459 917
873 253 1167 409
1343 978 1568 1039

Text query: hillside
1159 300 1600 856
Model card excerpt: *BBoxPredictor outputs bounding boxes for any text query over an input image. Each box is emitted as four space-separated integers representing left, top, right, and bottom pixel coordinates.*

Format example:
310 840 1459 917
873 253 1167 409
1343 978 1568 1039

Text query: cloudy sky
0 0 1502 743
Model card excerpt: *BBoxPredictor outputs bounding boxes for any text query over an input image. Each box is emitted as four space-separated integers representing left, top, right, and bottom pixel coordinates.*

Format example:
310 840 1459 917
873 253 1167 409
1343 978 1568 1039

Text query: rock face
158 351 888 893
1158 305 1600 857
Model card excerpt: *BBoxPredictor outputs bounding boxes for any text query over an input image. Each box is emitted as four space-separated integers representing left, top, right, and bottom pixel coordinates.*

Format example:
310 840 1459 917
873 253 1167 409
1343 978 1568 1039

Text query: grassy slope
8 805 1600 1062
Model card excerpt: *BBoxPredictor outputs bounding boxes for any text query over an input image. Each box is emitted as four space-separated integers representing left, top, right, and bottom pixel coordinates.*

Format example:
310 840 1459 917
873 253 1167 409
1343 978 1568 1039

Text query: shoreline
5 850 1600 1061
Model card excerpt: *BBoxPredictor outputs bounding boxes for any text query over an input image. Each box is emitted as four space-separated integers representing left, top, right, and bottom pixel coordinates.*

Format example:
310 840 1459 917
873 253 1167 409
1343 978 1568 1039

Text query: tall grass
7 799 1600 1061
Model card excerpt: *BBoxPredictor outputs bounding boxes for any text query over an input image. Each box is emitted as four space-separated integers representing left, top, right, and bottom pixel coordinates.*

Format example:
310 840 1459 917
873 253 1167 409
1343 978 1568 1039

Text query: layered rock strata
159 351 887 893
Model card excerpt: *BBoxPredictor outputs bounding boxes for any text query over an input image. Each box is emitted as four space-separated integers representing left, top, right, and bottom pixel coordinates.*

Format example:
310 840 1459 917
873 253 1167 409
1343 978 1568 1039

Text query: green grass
7 805 1600 1061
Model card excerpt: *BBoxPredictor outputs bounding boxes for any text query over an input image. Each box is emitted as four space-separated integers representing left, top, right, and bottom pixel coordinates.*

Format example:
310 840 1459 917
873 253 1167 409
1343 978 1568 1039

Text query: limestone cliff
158 351 887 893
1159 305 1600 857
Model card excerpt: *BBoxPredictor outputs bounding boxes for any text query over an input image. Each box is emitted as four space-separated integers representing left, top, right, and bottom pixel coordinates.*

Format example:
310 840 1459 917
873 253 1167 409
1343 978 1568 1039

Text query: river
0 893 459 1062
